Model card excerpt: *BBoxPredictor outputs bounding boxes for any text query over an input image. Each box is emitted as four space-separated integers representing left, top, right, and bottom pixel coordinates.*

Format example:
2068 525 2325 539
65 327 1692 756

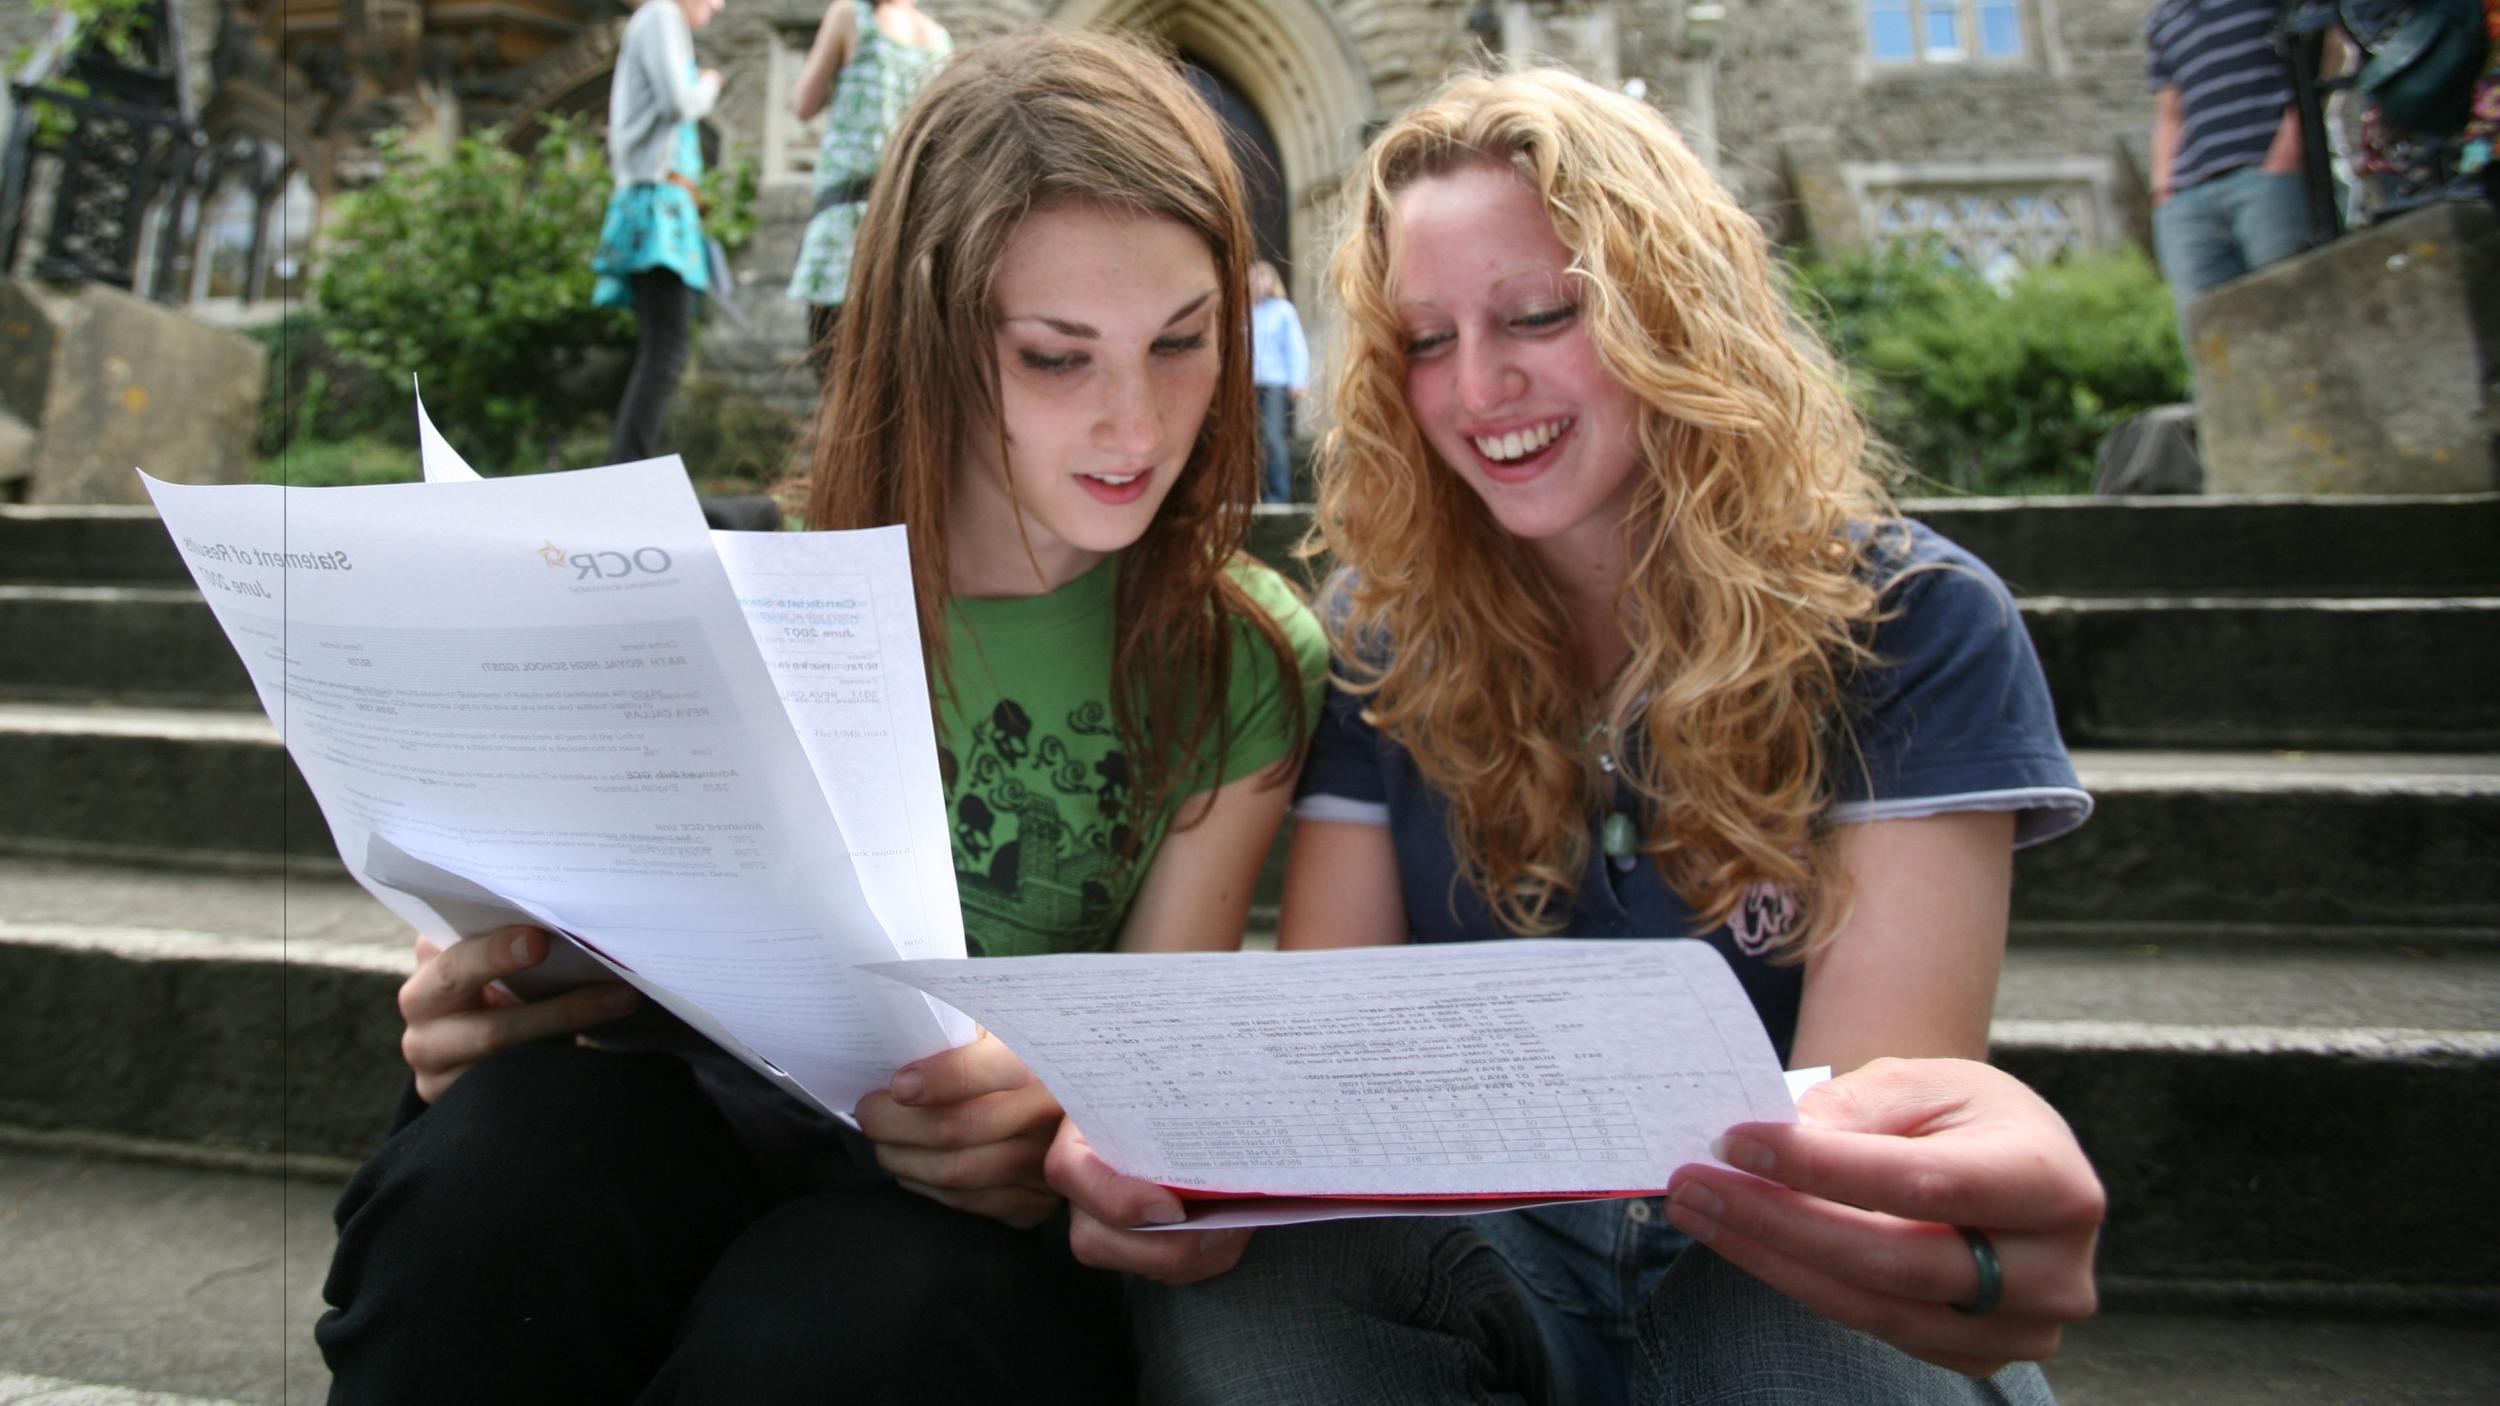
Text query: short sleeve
1290 671 1393 824
1829 530 2092 849
2144 2 2177 90
1198 561 1329 791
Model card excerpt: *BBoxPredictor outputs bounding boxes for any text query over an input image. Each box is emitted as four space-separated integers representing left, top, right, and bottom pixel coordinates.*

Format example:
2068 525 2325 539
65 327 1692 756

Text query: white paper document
867 939 1801 1227
141 447 970 1117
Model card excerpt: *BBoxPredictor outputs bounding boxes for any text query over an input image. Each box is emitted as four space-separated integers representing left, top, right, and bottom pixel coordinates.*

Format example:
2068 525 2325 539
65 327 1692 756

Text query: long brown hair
1322 69 1894 951
807 29 1304 841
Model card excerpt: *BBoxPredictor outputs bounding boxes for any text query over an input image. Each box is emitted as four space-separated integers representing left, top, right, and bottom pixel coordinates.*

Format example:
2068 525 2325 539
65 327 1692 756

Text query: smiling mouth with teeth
1085 472 1142 486
1472 419 1572 463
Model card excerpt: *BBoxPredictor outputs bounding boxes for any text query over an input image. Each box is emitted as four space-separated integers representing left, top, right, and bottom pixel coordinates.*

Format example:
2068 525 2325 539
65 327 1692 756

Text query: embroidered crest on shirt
1726 880 1802 956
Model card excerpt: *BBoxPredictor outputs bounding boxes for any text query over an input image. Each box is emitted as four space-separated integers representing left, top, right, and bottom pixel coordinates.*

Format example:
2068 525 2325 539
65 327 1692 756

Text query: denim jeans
1257 384 1295 503
2153 165 2312 349
1130 1200 2056 1405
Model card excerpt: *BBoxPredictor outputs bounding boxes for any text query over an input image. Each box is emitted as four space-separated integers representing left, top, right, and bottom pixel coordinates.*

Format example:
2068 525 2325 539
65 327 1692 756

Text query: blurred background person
595 0 726 464
1248 260 1307 503
785 0 951 380
2145 0 2309 354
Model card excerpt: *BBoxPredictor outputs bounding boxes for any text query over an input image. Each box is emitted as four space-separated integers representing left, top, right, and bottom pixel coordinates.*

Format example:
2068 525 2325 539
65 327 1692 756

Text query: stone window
1846 160 2119 282
1867 0 2026 64
192 177 259 303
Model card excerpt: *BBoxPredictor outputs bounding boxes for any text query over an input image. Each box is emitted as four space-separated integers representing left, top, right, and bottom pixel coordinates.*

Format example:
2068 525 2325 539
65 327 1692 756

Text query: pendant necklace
1588 720 1642 872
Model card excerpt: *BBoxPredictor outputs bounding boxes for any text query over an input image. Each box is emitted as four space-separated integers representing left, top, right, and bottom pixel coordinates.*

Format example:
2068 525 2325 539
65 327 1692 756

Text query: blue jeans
1257 384 1295 503
1129 1201 2056 1405
2152 166 2311 347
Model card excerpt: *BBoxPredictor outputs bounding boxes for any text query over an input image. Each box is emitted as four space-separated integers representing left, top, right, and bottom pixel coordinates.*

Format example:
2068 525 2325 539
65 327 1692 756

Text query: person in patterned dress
784 0 950 379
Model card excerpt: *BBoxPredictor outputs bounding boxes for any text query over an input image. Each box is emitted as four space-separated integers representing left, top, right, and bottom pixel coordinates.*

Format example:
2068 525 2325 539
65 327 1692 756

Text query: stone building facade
11 0 2170 408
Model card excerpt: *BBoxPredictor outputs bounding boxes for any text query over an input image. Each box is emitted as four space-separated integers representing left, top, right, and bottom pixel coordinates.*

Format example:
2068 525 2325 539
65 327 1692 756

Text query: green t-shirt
940 556 1326 957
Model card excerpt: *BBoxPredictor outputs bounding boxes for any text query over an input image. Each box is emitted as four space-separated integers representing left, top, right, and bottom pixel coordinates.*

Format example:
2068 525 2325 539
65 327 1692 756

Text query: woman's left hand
1663 1057 2104 1378
857 1032 1065 1229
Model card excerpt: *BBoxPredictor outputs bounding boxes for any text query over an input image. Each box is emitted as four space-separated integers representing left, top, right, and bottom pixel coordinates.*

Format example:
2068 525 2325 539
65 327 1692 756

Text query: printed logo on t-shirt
1726 880 1801 956
942 696 1134 957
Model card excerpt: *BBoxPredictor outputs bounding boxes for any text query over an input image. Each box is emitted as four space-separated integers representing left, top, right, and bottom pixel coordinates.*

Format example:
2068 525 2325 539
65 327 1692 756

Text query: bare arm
1789 811 2014 1073
1113 764 1298 953
790 1 858 123
2150 86 2183 205
1276 817 1408 949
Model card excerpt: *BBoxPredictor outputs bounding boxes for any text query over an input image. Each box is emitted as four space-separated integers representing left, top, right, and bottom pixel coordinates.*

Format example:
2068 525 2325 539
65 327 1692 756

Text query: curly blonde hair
807 31 1305 848
1321 68 1896 952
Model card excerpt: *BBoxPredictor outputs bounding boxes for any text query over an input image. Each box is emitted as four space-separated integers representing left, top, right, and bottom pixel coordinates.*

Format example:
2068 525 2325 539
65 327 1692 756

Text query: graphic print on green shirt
939 556 1326 958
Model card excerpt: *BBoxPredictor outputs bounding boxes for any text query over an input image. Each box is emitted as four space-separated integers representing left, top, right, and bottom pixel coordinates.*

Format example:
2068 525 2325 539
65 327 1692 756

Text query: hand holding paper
858 1032 1066 1228
400 926 641 1102
1664 1057 2105 1376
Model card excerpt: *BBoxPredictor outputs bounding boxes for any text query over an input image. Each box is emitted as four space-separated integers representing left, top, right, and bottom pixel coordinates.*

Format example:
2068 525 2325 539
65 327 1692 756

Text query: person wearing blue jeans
1046 68 2109 1406
2147 0 2313 352
1249 261 1309 503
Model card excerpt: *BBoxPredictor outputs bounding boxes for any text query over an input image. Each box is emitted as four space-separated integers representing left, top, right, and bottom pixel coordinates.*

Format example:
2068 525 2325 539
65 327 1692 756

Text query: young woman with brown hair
318 31 1319 1403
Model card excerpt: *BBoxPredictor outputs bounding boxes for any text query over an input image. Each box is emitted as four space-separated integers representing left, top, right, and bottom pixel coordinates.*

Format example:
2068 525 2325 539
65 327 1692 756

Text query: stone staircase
4 495 2497 1402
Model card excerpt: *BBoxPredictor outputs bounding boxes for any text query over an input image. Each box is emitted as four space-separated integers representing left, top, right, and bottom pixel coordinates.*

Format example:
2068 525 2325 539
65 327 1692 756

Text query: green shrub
314 115 630 458
254 436 421 488
243 313 401 458
1793 247 2188 495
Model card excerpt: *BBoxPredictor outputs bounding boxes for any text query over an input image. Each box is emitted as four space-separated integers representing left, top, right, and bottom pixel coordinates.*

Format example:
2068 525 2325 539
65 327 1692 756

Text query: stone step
13 581 2498 751
2 713 2493 932
12 494 2497 597
2030 596 2500 750
5 1142 2492 1406
1249 494 2500 600
2 853 2492 1298
0 585 255 705
2016 751 2500 930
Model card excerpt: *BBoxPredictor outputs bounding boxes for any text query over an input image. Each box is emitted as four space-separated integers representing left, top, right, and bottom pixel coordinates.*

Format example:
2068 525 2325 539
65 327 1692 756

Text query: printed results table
1148 1091 1650 1172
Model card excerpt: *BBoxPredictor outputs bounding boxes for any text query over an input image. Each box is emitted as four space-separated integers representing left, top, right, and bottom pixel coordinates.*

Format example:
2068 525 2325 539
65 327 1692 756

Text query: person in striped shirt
2146 0 2312 348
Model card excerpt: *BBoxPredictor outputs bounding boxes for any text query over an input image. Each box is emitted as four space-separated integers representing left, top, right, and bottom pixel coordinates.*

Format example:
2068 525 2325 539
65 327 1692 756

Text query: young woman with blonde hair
319 31 1320 1403
1050 67 2107 1403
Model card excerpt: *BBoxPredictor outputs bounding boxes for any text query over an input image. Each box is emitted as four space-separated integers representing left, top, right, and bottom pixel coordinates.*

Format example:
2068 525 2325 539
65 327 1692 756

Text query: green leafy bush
1793 247 2187 495
314 115 630 458
243 314 400 459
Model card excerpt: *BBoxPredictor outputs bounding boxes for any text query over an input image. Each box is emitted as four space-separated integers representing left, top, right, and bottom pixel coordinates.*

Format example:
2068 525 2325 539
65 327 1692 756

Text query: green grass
255 437 420 487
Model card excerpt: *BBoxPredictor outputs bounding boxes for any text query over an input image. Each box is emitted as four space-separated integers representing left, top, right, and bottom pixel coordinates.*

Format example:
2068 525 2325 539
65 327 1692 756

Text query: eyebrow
1004 290 1217 339
1393 265 1573 315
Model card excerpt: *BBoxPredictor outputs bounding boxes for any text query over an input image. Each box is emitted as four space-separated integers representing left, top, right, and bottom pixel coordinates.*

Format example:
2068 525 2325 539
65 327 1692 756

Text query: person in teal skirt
783 0 950 379
594 0 725 463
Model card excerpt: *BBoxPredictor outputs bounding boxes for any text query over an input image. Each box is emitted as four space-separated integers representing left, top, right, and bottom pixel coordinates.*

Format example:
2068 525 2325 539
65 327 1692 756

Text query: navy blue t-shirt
1294 521 2090 1062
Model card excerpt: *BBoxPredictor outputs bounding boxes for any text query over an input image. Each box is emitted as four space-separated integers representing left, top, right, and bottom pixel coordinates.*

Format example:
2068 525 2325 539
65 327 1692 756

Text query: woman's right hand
398 925 641 1103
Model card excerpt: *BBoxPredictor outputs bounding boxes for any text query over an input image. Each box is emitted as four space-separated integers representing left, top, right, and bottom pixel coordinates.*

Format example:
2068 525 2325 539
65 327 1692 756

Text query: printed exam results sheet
869 940 1803 1228
141 451 965 1116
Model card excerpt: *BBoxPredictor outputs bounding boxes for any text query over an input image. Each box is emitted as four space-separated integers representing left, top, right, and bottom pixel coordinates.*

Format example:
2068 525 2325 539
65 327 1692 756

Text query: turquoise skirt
592 181 709 310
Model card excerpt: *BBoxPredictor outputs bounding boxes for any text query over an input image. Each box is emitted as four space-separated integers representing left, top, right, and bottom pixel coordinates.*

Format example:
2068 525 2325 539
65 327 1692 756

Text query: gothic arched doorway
1180 57 1290 281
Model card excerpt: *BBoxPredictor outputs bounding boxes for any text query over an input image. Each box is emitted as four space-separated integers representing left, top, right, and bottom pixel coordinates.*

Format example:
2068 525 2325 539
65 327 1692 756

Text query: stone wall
663 0 2160 408
2193 201 2500 496
0 277 264 504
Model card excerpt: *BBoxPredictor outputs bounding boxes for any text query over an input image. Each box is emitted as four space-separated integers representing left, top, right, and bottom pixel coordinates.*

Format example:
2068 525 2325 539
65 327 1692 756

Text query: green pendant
1602 810 1639 859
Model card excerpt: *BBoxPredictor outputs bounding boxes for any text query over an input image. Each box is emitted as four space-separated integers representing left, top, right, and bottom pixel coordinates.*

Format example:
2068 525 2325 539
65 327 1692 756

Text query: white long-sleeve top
608 1 721 187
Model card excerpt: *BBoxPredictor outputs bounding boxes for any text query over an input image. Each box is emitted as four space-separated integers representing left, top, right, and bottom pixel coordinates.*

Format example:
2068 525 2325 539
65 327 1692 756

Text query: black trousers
317 1042 1128 1404
612 269 696 465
